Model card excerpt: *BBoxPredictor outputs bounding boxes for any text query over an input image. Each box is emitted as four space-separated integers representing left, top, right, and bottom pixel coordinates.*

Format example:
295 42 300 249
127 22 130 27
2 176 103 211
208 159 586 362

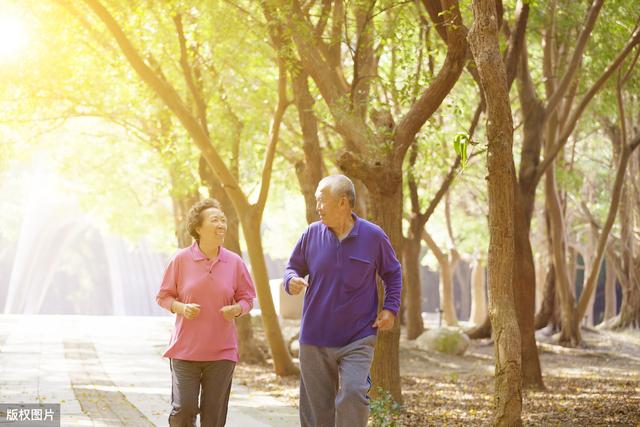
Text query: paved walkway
0 315 299 426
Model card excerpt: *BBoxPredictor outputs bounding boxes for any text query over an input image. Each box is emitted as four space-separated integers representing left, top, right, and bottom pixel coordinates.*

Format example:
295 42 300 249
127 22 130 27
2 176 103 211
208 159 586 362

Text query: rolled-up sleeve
377 233 402 315
283 231 309 294
235 261 257 316
156 255 180 312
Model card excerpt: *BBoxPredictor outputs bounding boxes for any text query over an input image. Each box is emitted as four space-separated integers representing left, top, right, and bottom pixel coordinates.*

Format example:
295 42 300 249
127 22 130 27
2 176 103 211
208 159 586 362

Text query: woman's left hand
220 304 242 321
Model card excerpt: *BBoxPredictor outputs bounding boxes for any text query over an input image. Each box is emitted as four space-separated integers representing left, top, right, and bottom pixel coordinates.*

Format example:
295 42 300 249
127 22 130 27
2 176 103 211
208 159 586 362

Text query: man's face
315 187 343 227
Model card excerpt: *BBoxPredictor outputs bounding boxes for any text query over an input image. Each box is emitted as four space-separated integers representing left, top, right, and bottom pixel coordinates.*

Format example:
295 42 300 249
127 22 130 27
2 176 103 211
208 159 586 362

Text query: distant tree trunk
200 158 265 364
469 258 487 325
468 0 523 424
617 280 640 329
534 262 556 330
454 263 471 321
535 204 558 330
403 231 424 339
612 135 640 329
423 231 459 326
168 170 199 248
545 162 581 345
291 69 323 224
404 138 462 338
603 250 617 322
574 135 640 328
466 315 491 338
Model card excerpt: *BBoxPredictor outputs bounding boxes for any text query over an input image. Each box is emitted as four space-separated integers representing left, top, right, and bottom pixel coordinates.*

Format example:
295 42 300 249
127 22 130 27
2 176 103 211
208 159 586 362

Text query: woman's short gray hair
317 175 356 207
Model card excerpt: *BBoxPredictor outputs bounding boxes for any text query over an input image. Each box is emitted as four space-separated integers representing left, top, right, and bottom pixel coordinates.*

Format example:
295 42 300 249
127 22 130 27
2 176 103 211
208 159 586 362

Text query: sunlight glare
0 14 28 60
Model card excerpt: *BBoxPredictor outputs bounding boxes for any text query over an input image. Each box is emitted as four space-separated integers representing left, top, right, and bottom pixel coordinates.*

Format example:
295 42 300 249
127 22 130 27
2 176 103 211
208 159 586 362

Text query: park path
0 315 299 426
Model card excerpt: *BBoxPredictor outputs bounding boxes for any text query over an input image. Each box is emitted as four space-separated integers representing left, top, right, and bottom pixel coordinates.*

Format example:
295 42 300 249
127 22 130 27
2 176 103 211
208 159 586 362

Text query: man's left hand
372 309 395 331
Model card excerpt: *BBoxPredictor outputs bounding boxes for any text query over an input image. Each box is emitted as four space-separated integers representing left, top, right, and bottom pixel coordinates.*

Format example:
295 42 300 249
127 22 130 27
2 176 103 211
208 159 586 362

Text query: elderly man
284 174 402 427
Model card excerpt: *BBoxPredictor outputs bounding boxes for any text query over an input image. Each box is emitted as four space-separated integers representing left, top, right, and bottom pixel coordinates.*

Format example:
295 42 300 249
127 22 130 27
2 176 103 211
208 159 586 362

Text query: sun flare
0 14 28 60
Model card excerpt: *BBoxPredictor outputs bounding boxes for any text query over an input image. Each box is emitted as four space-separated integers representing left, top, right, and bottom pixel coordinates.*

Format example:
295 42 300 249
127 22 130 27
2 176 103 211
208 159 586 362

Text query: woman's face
196 207 227 245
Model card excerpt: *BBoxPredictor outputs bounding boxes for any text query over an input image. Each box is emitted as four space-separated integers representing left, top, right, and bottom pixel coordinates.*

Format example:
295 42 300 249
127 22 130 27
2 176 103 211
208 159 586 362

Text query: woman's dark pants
169 359 236 427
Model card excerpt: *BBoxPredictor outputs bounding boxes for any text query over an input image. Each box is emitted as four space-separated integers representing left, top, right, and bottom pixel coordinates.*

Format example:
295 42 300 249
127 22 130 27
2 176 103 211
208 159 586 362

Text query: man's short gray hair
317 175 356 208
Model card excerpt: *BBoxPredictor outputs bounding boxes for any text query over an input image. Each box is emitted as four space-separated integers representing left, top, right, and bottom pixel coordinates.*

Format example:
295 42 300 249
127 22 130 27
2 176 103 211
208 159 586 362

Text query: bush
370 387 403 427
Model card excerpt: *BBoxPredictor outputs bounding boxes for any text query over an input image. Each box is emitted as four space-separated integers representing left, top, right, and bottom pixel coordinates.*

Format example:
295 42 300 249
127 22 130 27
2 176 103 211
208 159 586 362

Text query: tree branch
81 0 248 209
535 25 640 185
394 0 467 161
256 49 290 214
173 14 209 133
544 0 604 117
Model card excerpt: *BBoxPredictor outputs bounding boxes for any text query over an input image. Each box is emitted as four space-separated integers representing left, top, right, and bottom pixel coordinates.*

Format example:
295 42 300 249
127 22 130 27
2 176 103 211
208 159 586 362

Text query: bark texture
468 0 523 424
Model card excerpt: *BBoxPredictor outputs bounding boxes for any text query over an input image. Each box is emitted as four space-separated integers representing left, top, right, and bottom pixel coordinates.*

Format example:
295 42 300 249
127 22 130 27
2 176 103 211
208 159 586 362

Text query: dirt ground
234 319 640 426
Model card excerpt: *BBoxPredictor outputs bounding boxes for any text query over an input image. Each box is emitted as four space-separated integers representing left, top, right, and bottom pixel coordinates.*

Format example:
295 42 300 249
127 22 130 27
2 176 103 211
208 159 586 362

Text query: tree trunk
574 137 640 326
603 250 617 323
534 262 556 330
610 131 640 329
468 0 523 424
454 263 471 322
241 214 298 373
511 33 545 386
423 231 459 326
366 182 404 403
441 254 460 325
466 315 491 339
403 232 424 339
168 170 199 249
291 69 323 224
200 158 265 364
469 258 487 325
513 193 544 387
616 280 640 329
545 162 581 345
613 172 640 329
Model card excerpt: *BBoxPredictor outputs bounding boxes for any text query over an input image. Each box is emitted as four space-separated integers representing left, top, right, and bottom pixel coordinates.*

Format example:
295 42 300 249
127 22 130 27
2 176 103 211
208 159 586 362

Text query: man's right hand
288 277 309 295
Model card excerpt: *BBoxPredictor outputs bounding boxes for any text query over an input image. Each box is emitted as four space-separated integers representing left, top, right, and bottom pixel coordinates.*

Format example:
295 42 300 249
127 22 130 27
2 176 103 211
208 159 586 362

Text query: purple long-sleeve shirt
284 213 402 347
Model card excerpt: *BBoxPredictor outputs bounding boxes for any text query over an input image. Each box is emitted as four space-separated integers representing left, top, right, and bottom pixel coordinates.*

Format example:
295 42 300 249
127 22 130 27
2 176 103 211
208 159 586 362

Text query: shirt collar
321 212 361 239
349 212 361 237
190 242 228 262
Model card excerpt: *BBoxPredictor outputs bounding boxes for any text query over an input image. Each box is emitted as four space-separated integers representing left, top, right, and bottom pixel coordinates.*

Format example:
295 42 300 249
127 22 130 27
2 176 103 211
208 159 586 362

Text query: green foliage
453 132 471 168
0 0 632 266
370 387 403 427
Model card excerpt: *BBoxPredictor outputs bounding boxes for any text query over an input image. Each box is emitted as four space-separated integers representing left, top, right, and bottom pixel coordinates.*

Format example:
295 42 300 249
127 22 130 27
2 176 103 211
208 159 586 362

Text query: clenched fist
172 301 201 320
372 309 395 331
288 277 309 295
220 304 242 321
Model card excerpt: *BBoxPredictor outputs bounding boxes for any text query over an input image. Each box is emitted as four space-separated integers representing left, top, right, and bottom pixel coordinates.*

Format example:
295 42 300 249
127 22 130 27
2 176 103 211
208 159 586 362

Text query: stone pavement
0 315 299 426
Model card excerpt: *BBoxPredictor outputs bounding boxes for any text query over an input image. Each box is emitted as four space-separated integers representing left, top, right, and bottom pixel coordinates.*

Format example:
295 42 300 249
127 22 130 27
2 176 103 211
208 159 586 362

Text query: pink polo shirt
156 242 256 362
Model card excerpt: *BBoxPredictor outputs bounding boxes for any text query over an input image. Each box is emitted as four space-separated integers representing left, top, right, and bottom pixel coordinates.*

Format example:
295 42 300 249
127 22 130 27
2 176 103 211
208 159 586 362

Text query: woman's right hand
172 301 201 319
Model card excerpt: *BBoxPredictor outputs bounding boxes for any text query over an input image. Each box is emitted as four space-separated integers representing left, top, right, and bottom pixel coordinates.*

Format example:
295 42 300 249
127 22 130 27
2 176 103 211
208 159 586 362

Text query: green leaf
453 132 470 168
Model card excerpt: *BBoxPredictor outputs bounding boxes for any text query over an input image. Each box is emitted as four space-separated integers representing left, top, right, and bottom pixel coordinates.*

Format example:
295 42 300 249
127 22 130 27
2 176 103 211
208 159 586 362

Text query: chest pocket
343 256 374 291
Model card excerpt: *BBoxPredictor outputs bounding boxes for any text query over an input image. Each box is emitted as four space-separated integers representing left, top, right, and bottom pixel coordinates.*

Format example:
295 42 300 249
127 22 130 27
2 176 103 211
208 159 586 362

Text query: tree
264 0 468 401
541 18 640 345
69 0 298 375
468 0 523 424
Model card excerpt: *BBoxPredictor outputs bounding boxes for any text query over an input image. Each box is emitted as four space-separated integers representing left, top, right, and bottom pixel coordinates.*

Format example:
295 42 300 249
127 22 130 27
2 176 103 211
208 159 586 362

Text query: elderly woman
156 198 256 427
